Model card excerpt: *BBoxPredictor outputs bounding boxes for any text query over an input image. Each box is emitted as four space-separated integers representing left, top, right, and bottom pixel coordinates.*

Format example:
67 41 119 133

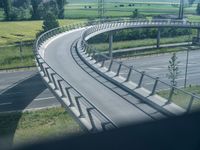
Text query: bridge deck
43 29 166 127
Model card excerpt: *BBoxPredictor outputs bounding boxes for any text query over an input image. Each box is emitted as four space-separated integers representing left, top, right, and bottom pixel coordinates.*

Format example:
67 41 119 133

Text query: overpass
34 19 200 132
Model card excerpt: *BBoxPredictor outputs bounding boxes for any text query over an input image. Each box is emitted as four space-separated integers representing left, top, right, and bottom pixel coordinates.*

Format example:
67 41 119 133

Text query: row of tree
197 3 200 15
89 28 191 43
0 0 67 21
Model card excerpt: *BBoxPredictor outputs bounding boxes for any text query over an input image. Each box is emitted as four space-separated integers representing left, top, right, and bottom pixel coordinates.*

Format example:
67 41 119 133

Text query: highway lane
0 70 60 113
43 29 167 127
105 50 200 91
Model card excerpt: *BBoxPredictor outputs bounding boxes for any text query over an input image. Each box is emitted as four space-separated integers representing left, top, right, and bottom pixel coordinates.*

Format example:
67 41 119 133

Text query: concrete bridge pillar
109 32 113 58
157 28 161 49
197 29 200 42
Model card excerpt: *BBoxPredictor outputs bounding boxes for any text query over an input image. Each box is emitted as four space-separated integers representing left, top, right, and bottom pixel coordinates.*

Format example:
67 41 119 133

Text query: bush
36 12 59 37
197 3 200 15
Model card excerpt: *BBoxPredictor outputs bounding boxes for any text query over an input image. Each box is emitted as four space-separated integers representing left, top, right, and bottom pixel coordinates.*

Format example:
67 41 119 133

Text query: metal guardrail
192 37 200 45
80 20 200 113
34 23 117 132
82 19 200 40
34 19 200 132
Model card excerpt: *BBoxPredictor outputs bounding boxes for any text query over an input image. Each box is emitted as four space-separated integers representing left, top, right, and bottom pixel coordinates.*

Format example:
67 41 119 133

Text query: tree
2 0 12 20
36 12 59 37
0 0 4 8
197 3 200 15
31 0 41 20
188 0 195 6
13 0 30 8
56 0 66 19
167 53 181 87
42 12 59 32
131 9 139 19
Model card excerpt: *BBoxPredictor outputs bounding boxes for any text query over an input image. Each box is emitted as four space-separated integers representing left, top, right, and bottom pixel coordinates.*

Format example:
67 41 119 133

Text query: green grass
0 19 85 45
91 35 191 52
187 15 200 22
117 47 191 58
0 45 35 69
0 19 86 69
0 107 82 147
64 2 197 19
158 86 200 111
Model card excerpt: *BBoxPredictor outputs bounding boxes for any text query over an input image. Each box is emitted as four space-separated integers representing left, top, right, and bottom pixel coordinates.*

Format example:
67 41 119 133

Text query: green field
0 19 85 45
158 86 200 111
0 1 198 19
64 2 198 19
0 44 34 69
0 107 82 148
0 19 86 69
91 35 191 52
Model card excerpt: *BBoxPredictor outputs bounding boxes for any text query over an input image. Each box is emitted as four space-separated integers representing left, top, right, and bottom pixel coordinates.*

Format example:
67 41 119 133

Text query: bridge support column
109 32 113 59
197 29 200 42
157 28 161 49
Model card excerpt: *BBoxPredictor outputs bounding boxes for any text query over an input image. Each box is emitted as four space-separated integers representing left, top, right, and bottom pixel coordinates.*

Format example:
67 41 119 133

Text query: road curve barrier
78 19 200 115
34 19 200 132
34 23 117 133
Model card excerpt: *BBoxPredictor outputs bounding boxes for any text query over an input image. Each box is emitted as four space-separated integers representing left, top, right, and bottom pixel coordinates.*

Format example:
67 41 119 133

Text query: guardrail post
109 32 113 58
197 29 200 42
65 87 75 107
51 73 58 90
95 53 101 64
116 62 122 76
125 66 133 82
101 59 105 67
85 45 89 53
88 47 92 57
87 108 98 133
45 67 52 83
38 61 46 76
57 80 65 98
157 28 161 48
101 122 114 131
108 59 113 72
137 71 145 88
91 50 96 60
166 87 175 104
150 77 159 96
186 95 195 113
75 96 85 118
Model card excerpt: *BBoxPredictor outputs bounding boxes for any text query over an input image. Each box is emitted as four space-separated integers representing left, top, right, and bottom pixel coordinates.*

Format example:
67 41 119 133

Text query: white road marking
145 82 154 85
0 102 12 106
147 67 163 70
1 92 23 96
34 97 55 101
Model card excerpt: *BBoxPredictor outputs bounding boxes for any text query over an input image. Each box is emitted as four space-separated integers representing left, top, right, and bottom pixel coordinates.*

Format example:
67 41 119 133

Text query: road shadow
0 73 47 150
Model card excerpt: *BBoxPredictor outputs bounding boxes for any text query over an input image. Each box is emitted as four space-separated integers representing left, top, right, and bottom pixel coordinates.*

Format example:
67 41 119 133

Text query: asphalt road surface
43 28 168 127
106 50 200 91
0 70 60 113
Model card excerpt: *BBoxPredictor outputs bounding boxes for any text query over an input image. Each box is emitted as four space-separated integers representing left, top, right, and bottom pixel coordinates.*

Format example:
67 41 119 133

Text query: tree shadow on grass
0 73 47 150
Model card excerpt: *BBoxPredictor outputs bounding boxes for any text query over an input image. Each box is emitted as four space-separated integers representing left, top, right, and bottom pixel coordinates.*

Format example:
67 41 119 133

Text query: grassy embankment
0 107 82 147
0 19 85 69
158 86 200 110
91 35 190 51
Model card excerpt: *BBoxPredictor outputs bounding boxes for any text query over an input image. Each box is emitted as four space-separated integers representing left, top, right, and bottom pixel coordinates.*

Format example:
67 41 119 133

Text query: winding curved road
36 20 200 129
42 28 166 127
